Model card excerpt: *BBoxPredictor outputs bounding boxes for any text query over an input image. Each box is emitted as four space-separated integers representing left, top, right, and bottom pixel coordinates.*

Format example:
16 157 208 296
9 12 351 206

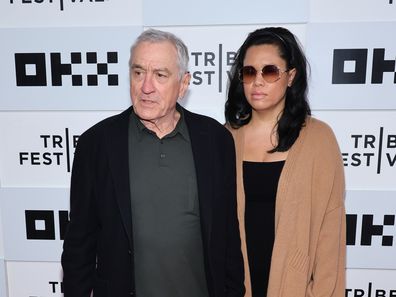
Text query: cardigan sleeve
307 207 346 297
307 123 346 297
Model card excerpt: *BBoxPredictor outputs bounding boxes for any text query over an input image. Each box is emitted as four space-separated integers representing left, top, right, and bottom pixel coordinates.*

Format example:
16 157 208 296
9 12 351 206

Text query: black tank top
243 160 285 297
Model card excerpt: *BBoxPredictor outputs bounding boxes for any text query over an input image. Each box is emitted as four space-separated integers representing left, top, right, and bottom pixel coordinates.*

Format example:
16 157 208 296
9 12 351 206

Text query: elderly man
61 29 244 297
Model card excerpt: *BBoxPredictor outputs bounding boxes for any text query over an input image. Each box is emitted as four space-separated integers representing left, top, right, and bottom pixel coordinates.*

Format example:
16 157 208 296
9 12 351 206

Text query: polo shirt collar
130 103 190 142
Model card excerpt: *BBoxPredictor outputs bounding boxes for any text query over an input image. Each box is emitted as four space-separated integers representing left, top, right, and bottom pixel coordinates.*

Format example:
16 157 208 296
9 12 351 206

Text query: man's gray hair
129 29 189 79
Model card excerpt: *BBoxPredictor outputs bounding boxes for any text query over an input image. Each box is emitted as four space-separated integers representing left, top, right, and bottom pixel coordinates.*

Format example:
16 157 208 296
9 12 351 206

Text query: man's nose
141 73 155 93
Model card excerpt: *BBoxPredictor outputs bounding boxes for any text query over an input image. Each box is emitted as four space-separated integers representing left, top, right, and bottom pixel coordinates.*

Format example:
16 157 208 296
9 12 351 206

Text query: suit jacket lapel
184 109 214 249
106 107 134 246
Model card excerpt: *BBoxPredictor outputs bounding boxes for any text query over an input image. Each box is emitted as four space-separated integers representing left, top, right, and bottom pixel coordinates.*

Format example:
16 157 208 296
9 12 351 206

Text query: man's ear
179 72 191 99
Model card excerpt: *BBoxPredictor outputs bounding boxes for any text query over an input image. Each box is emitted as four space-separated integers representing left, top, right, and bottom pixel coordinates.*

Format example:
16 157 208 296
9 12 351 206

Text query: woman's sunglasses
239 65 289 84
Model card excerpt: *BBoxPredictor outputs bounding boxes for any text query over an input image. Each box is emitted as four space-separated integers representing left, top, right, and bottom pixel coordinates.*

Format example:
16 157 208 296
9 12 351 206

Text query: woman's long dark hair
225 27 311 152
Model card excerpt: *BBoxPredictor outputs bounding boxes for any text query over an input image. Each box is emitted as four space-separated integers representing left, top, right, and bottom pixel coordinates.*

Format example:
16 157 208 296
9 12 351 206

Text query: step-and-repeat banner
0 0 395 296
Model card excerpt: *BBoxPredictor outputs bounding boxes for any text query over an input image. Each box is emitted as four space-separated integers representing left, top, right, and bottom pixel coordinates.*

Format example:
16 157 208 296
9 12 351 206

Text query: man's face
130 41 190 124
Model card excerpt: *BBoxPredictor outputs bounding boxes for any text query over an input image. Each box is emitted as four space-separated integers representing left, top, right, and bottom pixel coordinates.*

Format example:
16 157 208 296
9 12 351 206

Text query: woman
225 27 346 297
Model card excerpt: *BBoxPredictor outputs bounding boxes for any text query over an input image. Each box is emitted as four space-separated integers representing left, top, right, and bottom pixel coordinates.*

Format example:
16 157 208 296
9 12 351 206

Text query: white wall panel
314 111 396 190
346 269 396 296
307 22 396 110
0 0 142 28
345 191 396 269
310 0 396 22
0 26 141 110
0 208 4 258
0 259 6 297
1 188 68 261
144 0 308 26
7 261 63 297
0 111 117 187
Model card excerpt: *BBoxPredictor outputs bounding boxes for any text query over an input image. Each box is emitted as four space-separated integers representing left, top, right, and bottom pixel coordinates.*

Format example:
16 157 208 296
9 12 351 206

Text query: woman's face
242 44 296 118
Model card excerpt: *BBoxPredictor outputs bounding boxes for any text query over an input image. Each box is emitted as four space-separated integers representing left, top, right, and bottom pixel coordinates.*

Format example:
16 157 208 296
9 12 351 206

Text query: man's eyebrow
130 63 144 69
130 64 172 74
154 67 171 73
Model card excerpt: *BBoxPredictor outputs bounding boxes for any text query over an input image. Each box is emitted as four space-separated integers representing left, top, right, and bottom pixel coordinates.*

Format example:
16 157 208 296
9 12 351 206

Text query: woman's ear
287 68 296 87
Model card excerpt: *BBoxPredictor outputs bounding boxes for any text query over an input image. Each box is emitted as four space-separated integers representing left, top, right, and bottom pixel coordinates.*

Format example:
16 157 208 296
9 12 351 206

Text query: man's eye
157 72 168 78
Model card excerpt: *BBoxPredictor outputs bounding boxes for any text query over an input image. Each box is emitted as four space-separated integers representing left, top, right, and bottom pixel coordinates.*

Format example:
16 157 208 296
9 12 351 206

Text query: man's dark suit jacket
61 106 245 297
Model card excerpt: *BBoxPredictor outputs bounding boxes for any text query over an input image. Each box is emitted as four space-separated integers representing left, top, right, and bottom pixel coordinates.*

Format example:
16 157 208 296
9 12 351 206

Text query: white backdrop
0 0 395 296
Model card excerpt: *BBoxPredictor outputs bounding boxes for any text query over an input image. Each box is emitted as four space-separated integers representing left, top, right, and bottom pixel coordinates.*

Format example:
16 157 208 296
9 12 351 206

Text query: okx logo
347 214 395 246
25 210 69 240
15 51 119 87
332 48 395 84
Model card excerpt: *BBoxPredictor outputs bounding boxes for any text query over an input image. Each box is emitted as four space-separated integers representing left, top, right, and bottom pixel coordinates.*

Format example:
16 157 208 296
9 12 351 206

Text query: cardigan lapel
106 107 134 247
184 109 213 249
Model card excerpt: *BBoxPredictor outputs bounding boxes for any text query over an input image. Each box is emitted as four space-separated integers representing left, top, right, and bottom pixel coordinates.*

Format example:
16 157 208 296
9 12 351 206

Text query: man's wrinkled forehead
133 41 177 63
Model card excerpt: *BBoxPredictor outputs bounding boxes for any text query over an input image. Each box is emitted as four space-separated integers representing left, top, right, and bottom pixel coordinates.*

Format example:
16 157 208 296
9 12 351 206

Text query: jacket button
130 292 134 296
128 249 132 255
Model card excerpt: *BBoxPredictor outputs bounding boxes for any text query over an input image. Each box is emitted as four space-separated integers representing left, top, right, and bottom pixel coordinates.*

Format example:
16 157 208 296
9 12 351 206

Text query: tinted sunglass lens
241 66 257 83
262 65 280 83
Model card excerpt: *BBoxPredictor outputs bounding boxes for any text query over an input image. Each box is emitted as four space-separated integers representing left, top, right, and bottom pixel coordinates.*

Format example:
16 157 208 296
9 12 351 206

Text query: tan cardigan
228 117 346 297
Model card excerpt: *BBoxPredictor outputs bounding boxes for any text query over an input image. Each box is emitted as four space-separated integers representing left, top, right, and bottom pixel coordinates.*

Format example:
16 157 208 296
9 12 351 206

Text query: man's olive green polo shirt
128 105 209 297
